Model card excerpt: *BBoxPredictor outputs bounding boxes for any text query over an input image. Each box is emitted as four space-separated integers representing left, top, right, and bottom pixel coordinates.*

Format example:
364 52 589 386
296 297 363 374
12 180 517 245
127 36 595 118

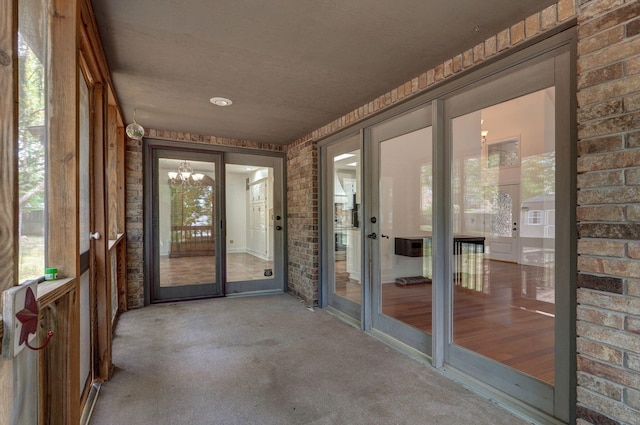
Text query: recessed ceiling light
210 97 233 106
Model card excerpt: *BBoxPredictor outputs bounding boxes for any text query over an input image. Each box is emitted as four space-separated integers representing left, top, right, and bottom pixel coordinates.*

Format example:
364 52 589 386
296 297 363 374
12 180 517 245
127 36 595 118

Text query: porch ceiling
91 0 557 145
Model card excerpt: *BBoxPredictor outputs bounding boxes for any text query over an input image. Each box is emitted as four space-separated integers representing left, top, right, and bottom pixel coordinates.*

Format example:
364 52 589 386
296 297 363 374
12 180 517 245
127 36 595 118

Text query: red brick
510 21 525 45
525 13 541 38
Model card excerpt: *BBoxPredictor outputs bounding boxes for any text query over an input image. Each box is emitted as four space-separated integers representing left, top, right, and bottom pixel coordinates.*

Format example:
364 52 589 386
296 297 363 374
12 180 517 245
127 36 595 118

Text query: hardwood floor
332 259 555 384
159 252 274 287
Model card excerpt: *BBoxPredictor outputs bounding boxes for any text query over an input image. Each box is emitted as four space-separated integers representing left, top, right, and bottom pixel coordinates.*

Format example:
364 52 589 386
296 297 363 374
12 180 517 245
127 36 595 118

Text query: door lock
367 232 377 239
276 225 283 231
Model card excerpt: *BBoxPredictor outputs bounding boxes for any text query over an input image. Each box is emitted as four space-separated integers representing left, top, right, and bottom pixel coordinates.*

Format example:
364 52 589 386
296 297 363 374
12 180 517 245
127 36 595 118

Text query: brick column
286 136 319 306
576 1 640 423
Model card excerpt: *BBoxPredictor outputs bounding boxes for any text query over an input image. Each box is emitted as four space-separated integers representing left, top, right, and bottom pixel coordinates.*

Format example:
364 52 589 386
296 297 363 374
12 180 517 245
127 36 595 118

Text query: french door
224 153 286 295
324 134 362 320
322 33 573 422
367 104 434 354
148 148 286 302
151 149 224 301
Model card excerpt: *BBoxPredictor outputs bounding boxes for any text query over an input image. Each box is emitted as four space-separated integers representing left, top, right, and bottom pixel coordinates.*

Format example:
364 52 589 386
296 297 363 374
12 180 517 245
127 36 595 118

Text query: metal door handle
367 232 377 239
276 226 283 231
380 234 389 239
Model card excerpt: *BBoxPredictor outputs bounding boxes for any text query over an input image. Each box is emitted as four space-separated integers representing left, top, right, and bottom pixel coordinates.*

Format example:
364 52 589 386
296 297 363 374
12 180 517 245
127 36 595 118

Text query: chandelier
168 161 204 188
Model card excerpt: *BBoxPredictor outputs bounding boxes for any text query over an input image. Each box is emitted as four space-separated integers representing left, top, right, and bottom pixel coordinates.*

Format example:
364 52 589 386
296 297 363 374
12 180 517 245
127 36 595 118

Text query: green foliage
18 33 46 211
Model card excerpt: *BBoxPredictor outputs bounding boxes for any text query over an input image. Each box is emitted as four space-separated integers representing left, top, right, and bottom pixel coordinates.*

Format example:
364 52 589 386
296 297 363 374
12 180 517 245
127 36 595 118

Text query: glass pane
379 126 433 333
159 159 216 287
18 0 48 282
332 148 361 304
79 72 90 254
451 88 555 383
226 165 275 282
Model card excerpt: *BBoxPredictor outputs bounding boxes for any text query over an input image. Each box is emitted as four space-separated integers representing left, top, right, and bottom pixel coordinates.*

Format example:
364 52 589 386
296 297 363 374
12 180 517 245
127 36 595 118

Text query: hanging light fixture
168 160 204 188
126 109 145 140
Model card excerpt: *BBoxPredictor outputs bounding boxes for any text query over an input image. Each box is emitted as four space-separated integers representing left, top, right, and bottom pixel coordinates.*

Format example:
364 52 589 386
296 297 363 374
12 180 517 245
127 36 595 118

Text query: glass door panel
450 87 556 383
152 152 222 301
370 105 433 353
325 135 362 320
225 154 285 294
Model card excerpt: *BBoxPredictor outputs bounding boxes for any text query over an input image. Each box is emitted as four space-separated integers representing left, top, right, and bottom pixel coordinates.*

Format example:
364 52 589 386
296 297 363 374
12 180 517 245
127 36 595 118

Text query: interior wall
226 173 248 253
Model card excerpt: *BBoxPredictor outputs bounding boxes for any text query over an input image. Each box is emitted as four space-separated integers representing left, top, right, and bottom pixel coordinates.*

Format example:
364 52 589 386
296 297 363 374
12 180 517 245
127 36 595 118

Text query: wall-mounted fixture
168 160 204 188
481 130 489 144
126 109 145 140
3 281 54 359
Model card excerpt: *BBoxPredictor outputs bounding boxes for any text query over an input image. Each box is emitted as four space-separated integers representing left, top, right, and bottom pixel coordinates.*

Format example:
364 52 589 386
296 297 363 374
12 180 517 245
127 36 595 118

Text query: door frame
149 148 224 302
366 103 434 357
318 27 576 423
143 139 288 304
224 152 287 295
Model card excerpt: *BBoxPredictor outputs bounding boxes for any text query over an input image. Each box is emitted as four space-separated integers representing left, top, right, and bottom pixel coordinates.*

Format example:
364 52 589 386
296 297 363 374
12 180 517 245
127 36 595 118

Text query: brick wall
575 1 640 424
123 1 640 422
125 129 285 309
286 135 319 306
125 137 144 308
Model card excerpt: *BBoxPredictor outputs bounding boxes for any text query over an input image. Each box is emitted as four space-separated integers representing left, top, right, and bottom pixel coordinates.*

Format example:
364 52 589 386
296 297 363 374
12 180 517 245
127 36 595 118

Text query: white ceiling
91 0 557 145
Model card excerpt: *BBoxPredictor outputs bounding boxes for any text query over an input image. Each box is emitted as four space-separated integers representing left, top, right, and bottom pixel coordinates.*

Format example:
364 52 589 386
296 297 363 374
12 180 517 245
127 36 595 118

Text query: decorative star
16 287 39 346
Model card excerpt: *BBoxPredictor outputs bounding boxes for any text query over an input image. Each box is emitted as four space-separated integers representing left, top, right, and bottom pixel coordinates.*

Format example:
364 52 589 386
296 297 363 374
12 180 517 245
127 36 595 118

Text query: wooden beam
0 0 17 308
46 0 80 423
91 82 112 381
0 0 17 421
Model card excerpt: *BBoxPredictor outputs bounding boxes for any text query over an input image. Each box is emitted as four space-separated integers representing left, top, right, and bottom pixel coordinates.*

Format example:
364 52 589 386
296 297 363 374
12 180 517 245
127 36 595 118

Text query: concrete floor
90 293 532 425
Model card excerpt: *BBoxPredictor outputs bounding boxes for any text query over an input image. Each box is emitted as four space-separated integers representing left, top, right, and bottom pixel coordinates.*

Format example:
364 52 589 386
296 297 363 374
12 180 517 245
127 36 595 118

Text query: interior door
485 184 520 263
151 150 223 301
368 104 433 354
225 153 285 295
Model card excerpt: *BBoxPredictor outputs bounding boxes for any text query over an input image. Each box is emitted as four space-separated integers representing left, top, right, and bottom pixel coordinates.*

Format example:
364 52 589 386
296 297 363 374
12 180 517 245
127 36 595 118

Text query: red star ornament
15 286 39 346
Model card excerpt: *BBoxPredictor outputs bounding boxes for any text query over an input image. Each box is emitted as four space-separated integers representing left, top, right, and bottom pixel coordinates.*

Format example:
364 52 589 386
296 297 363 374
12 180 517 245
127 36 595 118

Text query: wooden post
0 0 17 422
0 0 17 309
107 105 119 240
47 0 80 423
92 82 112 381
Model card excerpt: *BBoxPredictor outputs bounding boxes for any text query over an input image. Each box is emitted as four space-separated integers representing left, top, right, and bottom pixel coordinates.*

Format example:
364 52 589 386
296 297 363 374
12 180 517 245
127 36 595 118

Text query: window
527 210 544 225
18 0 49 282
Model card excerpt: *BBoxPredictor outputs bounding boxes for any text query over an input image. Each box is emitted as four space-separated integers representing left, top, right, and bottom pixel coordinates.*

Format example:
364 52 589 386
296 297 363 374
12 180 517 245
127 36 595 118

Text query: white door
486 184 519 263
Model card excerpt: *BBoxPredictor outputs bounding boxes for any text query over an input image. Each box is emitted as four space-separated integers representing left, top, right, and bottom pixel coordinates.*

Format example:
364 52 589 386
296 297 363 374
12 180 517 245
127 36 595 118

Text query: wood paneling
39 288 79 425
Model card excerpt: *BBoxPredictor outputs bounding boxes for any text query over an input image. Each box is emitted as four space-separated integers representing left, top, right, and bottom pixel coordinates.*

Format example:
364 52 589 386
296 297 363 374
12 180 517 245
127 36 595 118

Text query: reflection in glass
451 88 556 383
159 159 216 287
226 165 275 282
332 149 362 304
379 126 432 333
